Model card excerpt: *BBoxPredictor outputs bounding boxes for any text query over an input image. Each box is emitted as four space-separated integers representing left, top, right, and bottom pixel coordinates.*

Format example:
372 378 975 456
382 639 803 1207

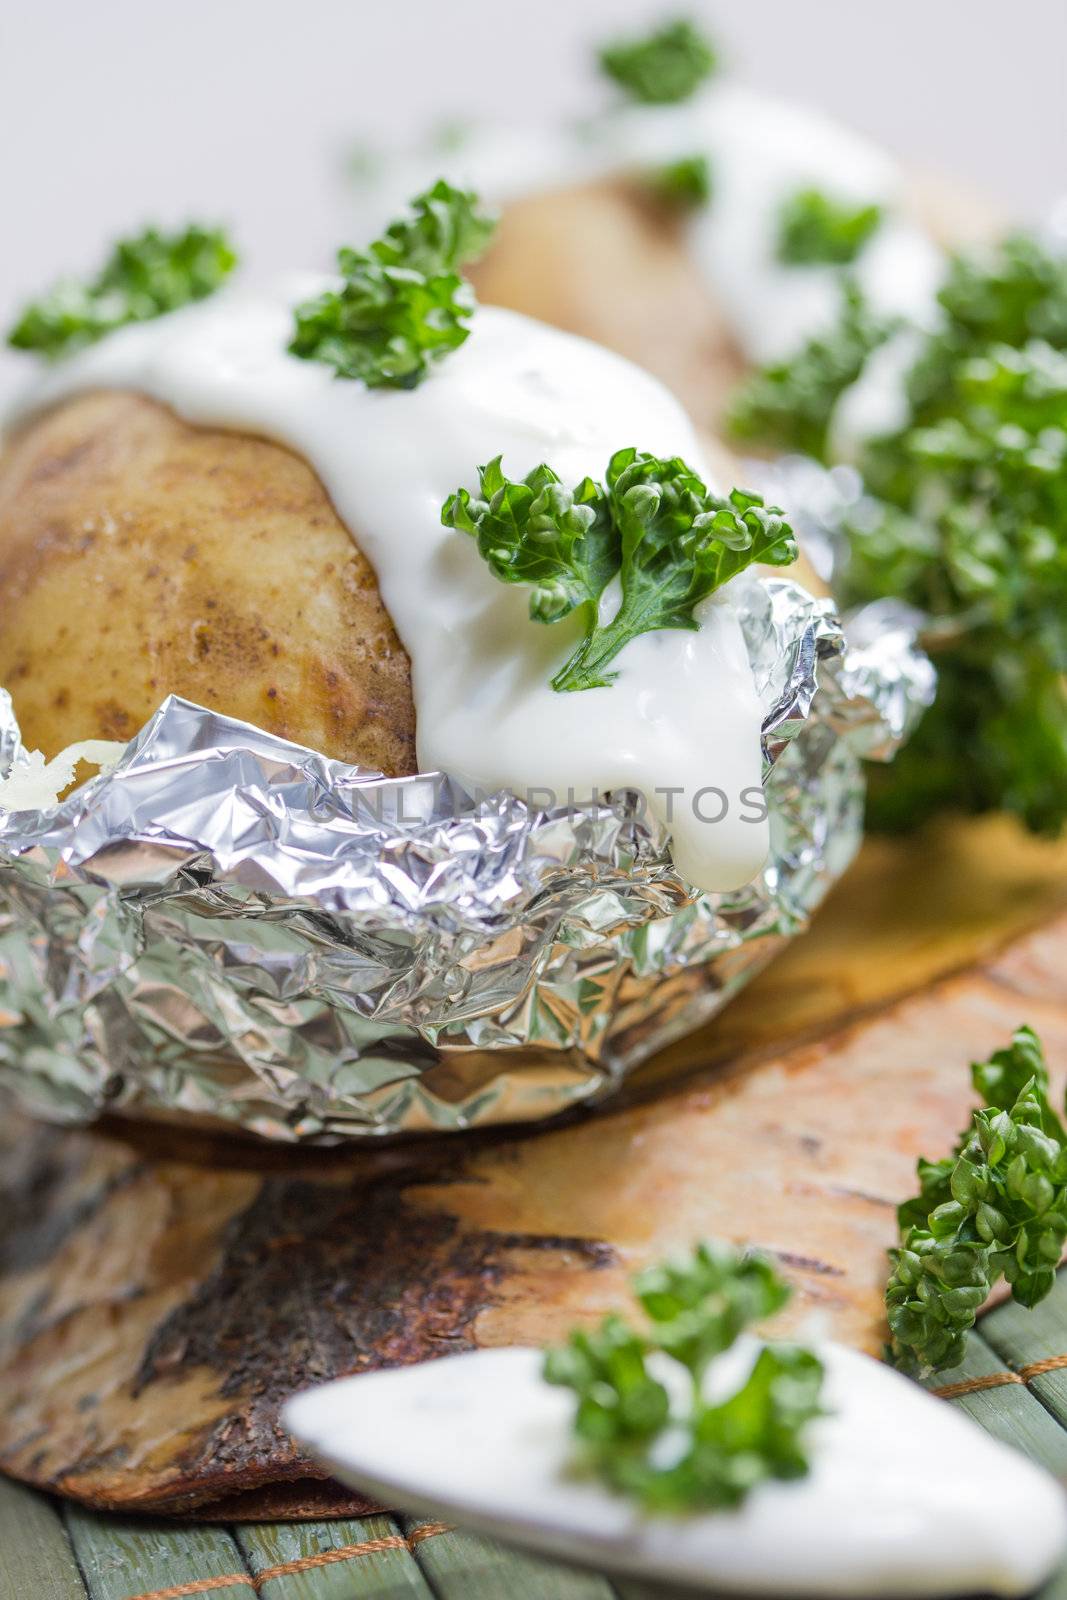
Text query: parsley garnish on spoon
545 1242 824 1511
887 1025 1067 1377
7 225 238 360
289 180 496 389
442 449 795 692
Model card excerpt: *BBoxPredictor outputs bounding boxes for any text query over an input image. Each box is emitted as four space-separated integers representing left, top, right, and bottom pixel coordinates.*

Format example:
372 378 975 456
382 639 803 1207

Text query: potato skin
0 390 417 773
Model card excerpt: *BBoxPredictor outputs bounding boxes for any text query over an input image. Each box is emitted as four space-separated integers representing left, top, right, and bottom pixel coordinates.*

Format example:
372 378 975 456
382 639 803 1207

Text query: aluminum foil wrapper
0 565 933 1141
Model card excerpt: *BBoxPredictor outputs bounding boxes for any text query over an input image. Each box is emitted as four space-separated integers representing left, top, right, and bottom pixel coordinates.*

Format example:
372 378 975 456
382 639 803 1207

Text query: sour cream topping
10 288 770 893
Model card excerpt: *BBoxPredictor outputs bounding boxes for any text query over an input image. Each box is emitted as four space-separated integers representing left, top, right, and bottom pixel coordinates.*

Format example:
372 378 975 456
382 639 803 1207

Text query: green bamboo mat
4 1275 1067 1600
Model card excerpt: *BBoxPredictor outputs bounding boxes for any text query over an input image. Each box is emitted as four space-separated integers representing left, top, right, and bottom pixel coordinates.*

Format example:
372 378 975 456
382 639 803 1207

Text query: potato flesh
0 390 417 774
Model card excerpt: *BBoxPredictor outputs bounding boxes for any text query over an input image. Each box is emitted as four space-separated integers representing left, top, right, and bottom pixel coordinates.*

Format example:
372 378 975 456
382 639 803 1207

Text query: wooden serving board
3 814 1067 1519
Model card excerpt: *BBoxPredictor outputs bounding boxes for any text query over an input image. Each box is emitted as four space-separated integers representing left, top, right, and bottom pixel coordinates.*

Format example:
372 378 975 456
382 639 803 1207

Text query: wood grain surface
3 816 1067 1516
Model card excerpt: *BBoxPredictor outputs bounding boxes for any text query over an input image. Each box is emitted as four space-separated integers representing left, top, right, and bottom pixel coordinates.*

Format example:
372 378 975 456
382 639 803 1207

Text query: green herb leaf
545 1242 824 1512
441 458 617 624
442 449 796 692
635 1244 791 1382
7 225 238 360
649 153 713 209
728 280 894 458
289 180 496 389
886 1026 1067 1376
937 231 1067 349
555 451 796 691
599 18 717 105
777 187 883 266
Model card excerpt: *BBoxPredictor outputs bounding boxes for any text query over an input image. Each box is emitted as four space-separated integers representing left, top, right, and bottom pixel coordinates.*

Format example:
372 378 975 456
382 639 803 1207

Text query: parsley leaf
560 451 796 691
599 18 717 105
937 231 1067 349
887 1026 1067 1377
544 1242 824 1512
289 180 496 389
7 225 238 360
777 187 883 266
650 153 713 208
442 458 617 624
442 449 796 692
728 280 894 459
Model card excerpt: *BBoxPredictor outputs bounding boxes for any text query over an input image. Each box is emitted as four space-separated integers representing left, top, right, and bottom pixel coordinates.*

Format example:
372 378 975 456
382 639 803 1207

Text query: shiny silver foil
0 561 933 1141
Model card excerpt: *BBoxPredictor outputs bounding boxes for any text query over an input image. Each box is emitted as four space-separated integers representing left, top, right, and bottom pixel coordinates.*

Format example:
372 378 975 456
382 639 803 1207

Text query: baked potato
0 193 754 770
0 389 416 772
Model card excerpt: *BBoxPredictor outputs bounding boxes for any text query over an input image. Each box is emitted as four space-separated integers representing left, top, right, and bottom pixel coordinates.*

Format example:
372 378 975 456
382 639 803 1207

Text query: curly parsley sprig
7 225 238 360
544 1242 824 1512
289 180 496 389
887 1026 1067 1377
442 449 796 692
599 18 718 105
777 187 883 267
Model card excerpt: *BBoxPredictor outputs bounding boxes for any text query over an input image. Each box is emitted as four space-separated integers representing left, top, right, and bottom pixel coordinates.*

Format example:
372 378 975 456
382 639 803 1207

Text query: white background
1 0 1064 404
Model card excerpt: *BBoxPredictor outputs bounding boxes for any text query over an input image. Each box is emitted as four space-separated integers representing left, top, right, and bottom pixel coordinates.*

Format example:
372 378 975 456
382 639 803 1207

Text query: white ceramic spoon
284 1339 1067 1598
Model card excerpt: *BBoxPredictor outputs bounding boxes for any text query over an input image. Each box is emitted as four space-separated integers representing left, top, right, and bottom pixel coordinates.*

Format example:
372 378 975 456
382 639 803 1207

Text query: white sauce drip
10 290 769 893
285 1340 1067 1598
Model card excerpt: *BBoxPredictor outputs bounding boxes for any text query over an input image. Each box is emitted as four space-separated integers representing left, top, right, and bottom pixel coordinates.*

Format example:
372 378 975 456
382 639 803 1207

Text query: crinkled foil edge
0 561 933 1140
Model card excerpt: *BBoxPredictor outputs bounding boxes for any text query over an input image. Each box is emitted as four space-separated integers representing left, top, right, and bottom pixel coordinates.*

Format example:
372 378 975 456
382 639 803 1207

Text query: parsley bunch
544 1243 824 1512
289 180 496 389
7 225 238 360
843 237 1067 834
777 188 883 267
599 18 717 105
732 230 1067 834
442 449 796 692
887 1026 1067 1377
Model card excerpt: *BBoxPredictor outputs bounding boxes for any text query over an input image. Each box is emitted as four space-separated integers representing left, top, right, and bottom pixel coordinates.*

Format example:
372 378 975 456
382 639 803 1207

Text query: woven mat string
931 1352 1067 1400
121 1522 452 1600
